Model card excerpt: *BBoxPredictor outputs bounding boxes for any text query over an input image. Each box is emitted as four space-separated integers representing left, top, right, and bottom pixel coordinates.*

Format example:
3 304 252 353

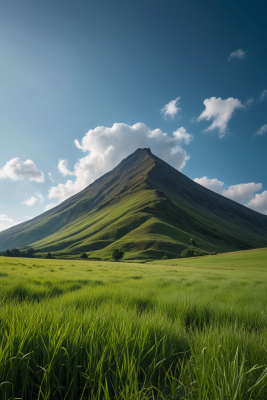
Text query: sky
0 0 267 231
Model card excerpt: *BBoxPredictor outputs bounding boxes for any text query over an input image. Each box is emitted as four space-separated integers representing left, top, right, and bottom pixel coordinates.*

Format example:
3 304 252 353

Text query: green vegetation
3 247 35 258
181 248 194 257
0 149 267 259
81 252 88 259
112 248 125 261
0 248 267 399
189 238 196 246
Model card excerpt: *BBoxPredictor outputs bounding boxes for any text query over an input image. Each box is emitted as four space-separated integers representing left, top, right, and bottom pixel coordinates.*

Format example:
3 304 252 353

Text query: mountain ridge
0 148 266 258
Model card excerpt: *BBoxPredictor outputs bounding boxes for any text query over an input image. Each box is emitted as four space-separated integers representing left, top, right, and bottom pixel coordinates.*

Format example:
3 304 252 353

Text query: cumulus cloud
49 122 192 201
197 97 244 137
58 159 75 177
0 158 44 182
194 177 224 194
228 49 247 61
161 97 181 119
254 124 267 137
0 215 19 232
23 192 44 206
260 89 267 102
173 127 193 144
223 183 262 202
247 191 267 215
194 177 263 206
23 196 37 206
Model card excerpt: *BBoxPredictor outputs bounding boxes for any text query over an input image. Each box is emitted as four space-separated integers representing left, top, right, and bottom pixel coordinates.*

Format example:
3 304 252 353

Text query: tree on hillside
181 249 194 258
46 252 52 259
11 248 20 257
112 249 124 261
26 248 35 257
189 238 197 246
81 253 88 259
4 249 11 257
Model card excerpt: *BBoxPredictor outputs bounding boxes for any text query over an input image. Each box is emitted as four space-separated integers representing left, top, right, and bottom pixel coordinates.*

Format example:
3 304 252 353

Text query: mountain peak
1 149 267 257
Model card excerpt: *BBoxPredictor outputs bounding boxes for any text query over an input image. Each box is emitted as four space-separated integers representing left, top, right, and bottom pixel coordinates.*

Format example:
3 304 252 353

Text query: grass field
0 249 267 399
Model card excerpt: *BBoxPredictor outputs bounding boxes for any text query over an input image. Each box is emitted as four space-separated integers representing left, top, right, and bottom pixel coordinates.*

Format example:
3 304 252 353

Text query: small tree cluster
4 248 21 257
4 247 35 258
26 247 35 257
112 249 124 261
181 248 194 258
81 253 88 259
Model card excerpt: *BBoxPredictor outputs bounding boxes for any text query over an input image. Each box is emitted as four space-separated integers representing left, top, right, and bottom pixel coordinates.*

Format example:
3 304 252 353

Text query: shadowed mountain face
1 148 267 259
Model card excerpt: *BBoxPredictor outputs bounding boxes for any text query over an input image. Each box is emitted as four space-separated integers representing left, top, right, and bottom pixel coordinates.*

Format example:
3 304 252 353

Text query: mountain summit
1 148 267 258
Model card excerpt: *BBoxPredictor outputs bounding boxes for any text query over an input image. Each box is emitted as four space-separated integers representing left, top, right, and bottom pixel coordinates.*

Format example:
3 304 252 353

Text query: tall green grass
0 255 267 399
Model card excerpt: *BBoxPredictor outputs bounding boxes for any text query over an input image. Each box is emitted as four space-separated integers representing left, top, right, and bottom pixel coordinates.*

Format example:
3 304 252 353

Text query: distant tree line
3 248 35 258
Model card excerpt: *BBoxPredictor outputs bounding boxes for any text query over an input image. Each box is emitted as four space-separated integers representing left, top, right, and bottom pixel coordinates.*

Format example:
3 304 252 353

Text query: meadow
0 249 267 399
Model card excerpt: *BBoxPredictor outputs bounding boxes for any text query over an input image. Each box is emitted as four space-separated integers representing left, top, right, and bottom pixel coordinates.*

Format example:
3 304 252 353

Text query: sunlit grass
0 251 267 399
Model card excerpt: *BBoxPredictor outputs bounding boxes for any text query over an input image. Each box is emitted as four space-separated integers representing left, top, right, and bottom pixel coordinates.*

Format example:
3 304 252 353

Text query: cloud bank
228 49 247 61
223 183 262 202
49 122 192 201
194 176 266 214
0 158 44 182
161 97 181 119
197 97 243 137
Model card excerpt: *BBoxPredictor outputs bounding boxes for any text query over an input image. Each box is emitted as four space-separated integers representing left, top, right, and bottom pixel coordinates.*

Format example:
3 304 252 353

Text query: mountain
0 148 267 259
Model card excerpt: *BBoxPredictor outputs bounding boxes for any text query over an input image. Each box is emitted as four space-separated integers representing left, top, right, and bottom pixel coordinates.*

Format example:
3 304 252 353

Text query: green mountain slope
0 148 267 258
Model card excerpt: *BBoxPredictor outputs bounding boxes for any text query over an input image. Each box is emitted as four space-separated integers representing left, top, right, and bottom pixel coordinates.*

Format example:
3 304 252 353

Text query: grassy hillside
148 246 267 270
0 248 267 398
1 148 267 257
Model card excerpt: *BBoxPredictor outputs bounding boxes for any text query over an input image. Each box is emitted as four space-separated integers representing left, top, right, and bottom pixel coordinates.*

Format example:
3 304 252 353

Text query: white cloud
228 49 247 61
0 215 19 232
35 192 44 202
23 196 37 206
161 97 181 120
254 124 267 137
223 183 262 203
260 89 267 102
194 177 224 194
247 191 267 215
49 122 192 201
58 159 75 177
45 203 58 211
194 177 263 205
48 172 55 182
173 127 193 144
0 158 44 182
197 97 244 137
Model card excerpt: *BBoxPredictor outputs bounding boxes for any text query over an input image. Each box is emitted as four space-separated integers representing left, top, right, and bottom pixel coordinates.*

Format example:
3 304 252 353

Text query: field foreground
0 249 267 399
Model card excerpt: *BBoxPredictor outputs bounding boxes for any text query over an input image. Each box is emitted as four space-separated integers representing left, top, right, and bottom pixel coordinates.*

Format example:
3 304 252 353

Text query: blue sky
0 0 267 230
